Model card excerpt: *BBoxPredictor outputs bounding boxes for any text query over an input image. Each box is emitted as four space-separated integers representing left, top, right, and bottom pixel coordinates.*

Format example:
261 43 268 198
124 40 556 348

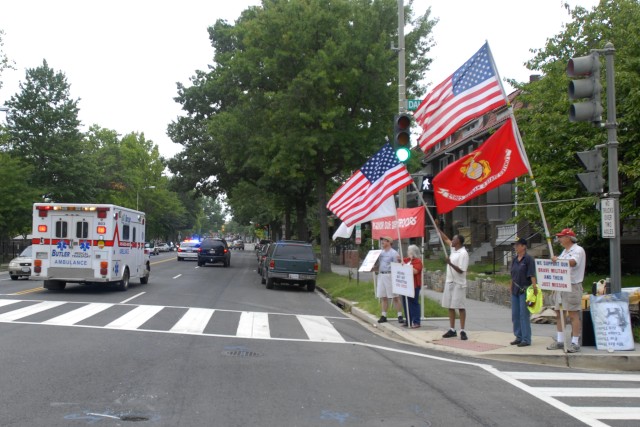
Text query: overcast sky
0 0 598 159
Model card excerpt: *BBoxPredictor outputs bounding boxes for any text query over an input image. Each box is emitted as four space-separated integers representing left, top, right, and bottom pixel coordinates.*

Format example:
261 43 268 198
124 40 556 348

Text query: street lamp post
137 186 156 211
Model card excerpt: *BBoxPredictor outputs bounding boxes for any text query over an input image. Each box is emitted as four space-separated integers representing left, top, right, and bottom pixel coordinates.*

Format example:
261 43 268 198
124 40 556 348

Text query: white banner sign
358 250 381 272
590 293 634 351
391 262 414 297
535 258 571 292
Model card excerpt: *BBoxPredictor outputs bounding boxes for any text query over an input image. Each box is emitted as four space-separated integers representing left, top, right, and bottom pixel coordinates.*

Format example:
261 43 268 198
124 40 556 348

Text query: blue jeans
402 287 421 325
511 292 531 344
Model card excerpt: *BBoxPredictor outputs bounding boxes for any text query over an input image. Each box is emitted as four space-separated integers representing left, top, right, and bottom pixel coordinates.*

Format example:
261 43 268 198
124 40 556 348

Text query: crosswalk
0 298 348 343
499 371 640 426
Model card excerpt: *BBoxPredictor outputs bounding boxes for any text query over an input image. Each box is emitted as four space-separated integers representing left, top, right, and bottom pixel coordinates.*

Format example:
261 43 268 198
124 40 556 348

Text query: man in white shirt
375 236 403 324
547 228 586 353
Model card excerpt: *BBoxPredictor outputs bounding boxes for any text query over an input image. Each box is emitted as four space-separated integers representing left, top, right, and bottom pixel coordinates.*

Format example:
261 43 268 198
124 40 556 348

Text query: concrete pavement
327 264 640 372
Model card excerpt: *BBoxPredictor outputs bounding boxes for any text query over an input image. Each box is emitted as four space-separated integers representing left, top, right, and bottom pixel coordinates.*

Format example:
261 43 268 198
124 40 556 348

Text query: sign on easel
359 250 382 272
535 259 571 292
391 262 414 297
590 293 635 351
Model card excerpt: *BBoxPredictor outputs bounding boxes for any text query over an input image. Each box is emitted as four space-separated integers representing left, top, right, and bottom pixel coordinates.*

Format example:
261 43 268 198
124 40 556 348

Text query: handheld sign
359 250 382 272
535 258 571 292
391 262 414 297
590 293 634 351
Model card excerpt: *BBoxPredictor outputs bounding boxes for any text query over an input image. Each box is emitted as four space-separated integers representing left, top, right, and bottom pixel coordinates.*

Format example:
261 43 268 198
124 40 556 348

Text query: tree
4 60 95 202
0 153 42 240
169 0 436 271
514 0 640 271
0 28 15 91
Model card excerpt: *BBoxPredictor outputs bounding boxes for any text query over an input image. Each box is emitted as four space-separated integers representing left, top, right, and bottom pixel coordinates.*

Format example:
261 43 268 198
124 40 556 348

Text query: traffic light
567 52 602 123
575 149 605 194
393 113 412 162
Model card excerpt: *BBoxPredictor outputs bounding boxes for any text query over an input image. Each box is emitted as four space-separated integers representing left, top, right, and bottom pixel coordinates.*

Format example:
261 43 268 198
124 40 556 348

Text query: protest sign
535 258 571 292
590 293 635 351
391 262 414 297
359 250 381 272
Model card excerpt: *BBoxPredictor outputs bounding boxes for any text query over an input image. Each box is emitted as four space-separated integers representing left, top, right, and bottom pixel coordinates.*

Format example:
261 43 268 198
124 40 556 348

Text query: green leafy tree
0 28 15 90
514 0 640 271
4 60 96 202
169 0 436 271
0 153 42 240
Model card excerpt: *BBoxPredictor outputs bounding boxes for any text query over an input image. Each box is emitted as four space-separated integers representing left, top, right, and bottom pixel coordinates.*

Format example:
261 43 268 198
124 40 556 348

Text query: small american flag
414 42 507 153
327 143 412 227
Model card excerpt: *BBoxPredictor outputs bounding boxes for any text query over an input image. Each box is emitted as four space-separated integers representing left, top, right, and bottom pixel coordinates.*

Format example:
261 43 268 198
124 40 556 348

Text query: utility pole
397 0 407 210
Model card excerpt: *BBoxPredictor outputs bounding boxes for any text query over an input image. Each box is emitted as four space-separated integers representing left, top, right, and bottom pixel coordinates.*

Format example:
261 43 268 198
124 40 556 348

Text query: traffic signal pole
397 0 407 209
604 42 622 293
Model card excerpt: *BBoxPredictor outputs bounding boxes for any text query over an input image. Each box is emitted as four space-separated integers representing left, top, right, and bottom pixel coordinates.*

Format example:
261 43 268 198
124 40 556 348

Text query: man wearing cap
510 237 538 347
375 236 403 324
547 228 586 353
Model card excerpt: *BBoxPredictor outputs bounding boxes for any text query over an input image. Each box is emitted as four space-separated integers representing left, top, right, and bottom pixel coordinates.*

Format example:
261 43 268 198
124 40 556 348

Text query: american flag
414 42 507 153
327 143 412 227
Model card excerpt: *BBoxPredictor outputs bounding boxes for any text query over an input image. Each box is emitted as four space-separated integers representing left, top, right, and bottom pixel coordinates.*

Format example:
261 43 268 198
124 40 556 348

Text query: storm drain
222 350 262 357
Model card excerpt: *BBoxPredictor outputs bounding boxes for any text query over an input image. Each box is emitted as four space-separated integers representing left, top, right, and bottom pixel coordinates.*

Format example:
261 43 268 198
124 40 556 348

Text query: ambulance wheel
140 263 150 284
118 269 130 291
44 280 66 291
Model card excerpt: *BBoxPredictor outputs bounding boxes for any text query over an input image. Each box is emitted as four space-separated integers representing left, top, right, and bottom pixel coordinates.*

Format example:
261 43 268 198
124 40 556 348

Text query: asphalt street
0 249 637 427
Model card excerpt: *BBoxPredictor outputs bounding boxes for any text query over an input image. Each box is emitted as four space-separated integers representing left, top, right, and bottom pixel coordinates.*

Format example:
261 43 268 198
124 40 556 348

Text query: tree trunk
295 198 308 241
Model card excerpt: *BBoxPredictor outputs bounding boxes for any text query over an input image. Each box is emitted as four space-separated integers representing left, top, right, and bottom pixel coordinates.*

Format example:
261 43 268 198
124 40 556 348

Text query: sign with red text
391 262 414 297
371 207 425 240
535 259 571 292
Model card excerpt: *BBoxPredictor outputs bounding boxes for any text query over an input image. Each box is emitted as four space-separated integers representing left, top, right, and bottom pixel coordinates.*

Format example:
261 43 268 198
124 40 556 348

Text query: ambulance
30 203 150 291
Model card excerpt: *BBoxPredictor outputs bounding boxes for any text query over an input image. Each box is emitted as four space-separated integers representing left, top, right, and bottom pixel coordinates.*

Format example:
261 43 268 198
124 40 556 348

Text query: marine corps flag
432 118 529 214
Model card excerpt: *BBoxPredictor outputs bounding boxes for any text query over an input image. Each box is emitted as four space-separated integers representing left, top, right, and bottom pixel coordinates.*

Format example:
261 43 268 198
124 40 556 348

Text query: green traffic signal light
393 113 412 162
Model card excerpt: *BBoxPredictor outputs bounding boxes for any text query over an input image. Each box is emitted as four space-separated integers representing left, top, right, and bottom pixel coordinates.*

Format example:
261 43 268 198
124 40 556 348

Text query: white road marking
42 303 113 326
104 305 164 330
0 299 22 309
173 274 182 279
170 308 214 334
297 314 345 343
0 301 66 321
503 372 640 382
535 387 640 398
237 311 270 338
119 292 145 304
575 407 640 420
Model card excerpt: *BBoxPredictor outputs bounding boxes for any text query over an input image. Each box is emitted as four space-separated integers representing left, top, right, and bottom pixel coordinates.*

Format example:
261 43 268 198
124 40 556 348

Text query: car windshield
20 246 32 257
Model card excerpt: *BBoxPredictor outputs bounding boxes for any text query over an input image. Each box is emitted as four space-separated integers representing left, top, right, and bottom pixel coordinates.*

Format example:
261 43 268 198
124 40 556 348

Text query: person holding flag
436 221 470 340
374 236 403 324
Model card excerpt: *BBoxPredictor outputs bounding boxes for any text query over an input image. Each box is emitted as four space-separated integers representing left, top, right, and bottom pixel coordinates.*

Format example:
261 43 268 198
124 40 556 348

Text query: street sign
407 99 422 111
601 198 615 238
355 224 361 245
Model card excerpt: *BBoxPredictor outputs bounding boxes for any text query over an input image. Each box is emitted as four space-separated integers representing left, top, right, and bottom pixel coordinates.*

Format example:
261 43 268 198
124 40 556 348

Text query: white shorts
376 273 396 299
441 281 466 309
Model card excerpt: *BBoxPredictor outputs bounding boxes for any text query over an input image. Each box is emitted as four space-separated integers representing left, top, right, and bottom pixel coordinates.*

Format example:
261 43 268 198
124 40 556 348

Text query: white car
177 241 200 261
8 246 33 280
156 243 171 252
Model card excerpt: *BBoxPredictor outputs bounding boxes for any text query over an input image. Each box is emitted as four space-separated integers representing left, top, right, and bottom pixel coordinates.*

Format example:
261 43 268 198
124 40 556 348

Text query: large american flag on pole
327 143 412 227
414 42 507 153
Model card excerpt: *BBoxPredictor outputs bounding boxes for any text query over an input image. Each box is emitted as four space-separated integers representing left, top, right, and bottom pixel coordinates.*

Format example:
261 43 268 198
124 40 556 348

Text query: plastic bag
526 285 543 314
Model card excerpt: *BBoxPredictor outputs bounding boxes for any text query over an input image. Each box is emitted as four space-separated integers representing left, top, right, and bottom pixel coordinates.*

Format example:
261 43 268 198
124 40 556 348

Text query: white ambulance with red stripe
30 203 150 291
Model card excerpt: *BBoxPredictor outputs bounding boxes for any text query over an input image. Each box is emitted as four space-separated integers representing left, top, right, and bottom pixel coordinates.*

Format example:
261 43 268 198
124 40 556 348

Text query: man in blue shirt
510 238 538 347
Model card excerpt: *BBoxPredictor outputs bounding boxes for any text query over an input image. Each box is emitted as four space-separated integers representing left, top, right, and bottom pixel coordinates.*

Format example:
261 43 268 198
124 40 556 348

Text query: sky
0 0 600 159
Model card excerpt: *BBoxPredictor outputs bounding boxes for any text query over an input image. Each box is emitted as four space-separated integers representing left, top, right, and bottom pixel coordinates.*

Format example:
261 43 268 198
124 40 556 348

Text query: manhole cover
222 350 262 357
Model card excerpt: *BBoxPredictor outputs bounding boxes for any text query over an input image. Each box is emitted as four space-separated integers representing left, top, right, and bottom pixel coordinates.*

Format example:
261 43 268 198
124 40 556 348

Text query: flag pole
486 41 555 258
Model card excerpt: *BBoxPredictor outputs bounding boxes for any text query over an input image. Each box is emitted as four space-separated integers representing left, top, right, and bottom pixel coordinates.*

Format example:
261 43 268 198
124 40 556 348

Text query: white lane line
502 372 640 382
297 314 345 343
0 299 22 308
104 305 164 330
535 387 640 398
575 407 640 420
236 312 270 338
42 303 113 326
170 308 214 334
173 274 182 279
119 292 145 304
0 301 66 321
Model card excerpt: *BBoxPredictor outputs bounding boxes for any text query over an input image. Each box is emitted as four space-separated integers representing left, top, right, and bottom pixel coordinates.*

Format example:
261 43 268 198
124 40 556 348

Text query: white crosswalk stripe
0 299 347 343
500 371 640 426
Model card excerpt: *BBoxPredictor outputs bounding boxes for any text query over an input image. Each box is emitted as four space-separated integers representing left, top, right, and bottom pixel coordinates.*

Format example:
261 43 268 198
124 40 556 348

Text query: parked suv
197 238 231 267
261 240 317 291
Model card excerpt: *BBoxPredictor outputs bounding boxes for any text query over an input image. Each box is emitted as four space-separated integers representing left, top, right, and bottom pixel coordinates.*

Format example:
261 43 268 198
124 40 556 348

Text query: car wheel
140 263 150 284
266 276 274 289
10 274 18 280
307 281 316 292
197 260 204 267
117 268 130 291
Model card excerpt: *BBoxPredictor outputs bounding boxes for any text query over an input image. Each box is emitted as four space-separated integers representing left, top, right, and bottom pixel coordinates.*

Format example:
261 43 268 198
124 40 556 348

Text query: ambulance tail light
97 226 106 234
36 205 53 217
100 261 108 276
34 259 42 274
37 225 47 233
97 207 109 219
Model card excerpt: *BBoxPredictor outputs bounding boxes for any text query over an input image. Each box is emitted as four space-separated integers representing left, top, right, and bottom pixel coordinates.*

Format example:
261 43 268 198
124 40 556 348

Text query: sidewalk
328 264 640 372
